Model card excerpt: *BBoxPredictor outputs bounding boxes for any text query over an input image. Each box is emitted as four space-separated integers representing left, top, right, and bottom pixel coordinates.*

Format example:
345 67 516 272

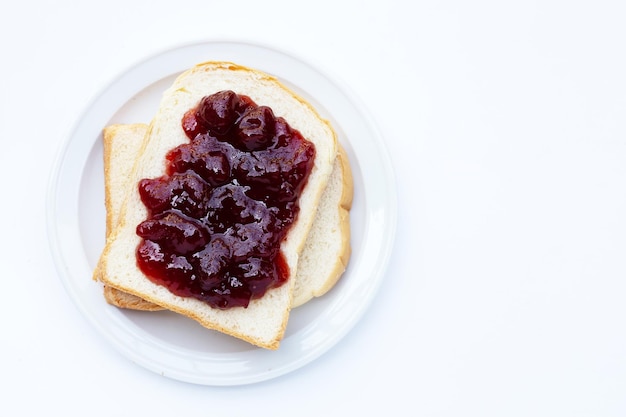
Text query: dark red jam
135 90 315 309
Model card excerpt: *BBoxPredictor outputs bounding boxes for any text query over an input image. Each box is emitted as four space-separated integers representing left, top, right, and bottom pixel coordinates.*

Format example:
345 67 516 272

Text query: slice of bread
100 123 352 311
101 124 164 311
292 145 353 307
96 62 338 349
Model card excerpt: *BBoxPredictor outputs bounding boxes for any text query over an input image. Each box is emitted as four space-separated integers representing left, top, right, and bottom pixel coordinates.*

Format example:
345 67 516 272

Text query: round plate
47 40 397 385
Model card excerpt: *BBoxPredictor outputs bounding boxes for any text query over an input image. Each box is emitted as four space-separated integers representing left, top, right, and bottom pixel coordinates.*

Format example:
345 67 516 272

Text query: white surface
47 41 396 385
3 0 626 415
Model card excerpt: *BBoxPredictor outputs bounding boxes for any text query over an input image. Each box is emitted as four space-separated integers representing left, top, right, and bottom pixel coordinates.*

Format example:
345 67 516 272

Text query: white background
3 0 626 415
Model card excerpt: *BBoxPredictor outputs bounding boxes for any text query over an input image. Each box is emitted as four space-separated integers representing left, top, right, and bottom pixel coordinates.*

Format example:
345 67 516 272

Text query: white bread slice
96 62 338 349
100 123 352 311
100 124 164 311
292 145 353 307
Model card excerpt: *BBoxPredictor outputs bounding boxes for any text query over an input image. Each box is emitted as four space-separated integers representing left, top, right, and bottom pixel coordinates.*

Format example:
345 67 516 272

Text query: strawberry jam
135 90 315 309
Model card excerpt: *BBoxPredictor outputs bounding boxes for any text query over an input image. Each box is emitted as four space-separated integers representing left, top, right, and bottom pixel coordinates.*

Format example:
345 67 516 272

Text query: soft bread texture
292 146 353 307
96 62 338 349
100 123 352 311
101 124 164 311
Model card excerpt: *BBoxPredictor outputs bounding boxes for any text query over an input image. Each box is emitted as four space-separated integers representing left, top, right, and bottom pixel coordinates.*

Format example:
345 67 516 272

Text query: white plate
47 40 397 385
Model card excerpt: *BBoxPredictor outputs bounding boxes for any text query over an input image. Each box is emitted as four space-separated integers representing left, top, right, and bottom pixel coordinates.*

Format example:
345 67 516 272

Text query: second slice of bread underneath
100 123 353 311
95 62 343 349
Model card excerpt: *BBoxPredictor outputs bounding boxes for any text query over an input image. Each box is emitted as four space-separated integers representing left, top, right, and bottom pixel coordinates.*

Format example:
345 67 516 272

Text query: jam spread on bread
135 90 315 309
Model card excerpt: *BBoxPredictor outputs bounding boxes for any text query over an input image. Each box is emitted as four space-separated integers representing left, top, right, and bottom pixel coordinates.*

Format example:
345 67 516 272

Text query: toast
292 145 353 307
100 123 352 311
95 62 338 349
101 124 164 311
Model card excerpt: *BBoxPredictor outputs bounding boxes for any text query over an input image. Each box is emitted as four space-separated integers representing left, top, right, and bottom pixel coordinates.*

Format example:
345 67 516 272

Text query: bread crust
103 285 165 311
95 62 338 349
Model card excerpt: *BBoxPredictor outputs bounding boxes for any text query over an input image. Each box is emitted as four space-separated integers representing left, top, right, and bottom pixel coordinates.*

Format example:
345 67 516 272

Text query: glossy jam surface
136 90 315 309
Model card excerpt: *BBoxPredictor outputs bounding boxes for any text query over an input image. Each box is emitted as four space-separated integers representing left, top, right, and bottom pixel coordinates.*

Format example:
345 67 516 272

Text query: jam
135 90 315 309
